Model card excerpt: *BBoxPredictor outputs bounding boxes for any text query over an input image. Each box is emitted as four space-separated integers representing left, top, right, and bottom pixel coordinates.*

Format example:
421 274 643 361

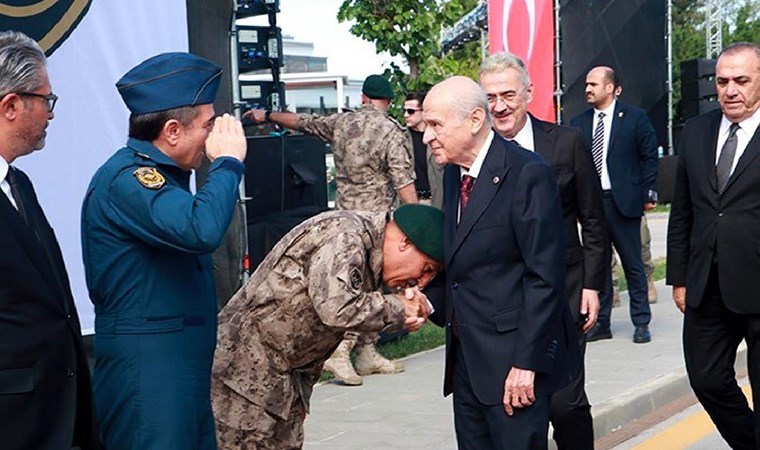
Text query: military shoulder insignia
133 167 165 189
350 268 363 290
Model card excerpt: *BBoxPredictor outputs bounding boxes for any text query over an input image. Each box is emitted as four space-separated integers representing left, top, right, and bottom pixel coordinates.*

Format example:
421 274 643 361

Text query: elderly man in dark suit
0 31 98 449
668 42 760 450
423 76 579 450
480 52 605 450
570 66 659 344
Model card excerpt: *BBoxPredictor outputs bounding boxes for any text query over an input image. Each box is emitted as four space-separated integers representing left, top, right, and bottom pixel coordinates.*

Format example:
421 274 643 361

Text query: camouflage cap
362 74 394 100
393 204 444 263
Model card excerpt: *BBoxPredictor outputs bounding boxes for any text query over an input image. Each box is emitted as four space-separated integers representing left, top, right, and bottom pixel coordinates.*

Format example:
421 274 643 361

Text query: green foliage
338 0 482 118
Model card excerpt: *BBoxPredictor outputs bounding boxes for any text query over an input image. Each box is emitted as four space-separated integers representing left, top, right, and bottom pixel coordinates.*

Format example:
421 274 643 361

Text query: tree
337 0 479 83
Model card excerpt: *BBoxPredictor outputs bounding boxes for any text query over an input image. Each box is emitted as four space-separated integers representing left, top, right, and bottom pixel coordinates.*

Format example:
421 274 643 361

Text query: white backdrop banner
14 0 189 332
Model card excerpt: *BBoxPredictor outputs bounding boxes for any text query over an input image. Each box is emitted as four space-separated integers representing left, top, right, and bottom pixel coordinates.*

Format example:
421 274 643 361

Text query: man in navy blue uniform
81 52 247 449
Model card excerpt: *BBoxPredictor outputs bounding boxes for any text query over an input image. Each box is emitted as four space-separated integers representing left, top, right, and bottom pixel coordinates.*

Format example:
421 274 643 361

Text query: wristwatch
264 110 273 122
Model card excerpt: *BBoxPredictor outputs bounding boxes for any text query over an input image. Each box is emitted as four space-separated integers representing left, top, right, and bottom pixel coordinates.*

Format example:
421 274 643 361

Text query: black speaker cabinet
680 58 716 81
244 134 328 222
681 78 717 101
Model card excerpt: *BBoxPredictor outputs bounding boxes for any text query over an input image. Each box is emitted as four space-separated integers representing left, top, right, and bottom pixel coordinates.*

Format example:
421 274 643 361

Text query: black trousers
684 265 760 450
452 341 549 450
599 194 650 328
550 260 593 449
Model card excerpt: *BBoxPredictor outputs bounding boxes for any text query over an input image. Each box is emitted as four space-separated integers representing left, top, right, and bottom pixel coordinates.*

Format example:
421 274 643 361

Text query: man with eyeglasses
245 74 418 386
0 31 99 449
479 52 605 450
404 91 444 209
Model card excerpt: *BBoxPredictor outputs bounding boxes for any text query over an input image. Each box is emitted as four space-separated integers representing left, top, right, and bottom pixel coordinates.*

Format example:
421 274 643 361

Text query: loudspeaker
680 98 720 120
244 134 328 222
244 134 329 271
655 155 677 204
680 58 716 80
681 78 717 101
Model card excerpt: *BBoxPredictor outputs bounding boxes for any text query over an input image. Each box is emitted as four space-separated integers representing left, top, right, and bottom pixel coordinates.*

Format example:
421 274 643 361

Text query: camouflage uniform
296 104 415 211
212 211 407 449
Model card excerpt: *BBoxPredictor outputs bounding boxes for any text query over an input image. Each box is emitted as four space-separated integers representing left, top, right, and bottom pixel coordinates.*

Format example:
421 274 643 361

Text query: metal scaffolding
706 0 723 58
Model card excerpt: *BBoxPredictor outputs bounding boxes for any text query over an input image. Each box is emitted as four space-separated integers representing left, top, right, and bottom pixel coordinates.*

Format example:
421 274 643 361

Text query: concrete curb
592 345 747 441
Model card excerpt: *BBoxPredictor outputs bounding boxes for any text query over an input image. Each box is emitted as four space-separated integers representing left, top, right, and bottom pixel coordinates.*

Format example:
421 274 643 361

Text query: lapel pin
618 111 624 118
493 176 500 184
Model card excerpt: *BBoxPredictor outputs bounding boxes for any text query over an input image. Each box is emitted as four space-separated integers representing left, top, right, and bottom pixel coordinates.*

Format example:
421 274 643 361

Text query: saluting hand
206 113 247 163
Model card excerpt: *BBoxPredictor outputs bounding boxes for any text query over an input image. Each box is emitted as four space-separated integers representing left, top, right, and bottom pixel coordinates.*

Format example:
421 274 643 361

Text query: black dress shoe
586 323 612 342
633 325 651 344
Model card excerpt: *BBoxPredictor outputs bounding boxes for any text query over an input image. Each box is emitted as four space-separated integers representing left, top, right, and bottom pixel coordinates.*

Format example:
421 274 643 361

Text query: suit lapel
0 173 70 314
705 114 721 193
532 116 555 161
447 138 510 266
607 103 624 156
724 124 760 193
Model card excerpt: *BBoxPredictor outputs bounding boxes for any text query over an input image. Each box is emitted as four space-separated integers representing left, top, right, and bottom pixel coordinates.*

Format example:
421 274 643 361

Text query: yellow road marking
631 385 752 450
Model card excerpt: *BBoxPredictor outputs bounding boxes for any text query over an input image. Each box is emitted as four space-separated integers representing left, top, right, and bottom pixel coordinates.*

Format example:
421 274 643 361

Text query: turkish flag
488 0 555 122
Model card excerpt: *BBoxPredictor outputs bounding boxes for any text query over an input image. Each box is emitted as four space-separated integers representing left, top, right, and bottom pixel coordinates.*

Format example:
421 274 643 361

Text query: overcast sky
241 0 404 79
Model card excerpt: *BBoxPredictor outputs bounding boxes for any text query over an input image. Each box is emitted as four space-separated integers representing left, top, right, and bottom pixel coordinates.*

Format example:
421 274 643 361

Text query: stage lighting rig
236 0 279 18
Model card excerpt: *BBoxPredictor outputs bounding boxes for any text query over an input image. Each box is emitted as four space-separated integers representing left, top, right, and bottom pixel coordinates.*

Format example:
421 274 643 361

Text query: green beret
362 74 394 100
393 204 445 263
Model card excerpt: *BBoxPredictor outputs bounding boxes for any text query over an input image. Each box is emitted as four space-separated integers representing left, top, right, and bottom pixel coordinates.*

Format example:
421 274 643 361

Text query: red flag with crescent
488 0 555 122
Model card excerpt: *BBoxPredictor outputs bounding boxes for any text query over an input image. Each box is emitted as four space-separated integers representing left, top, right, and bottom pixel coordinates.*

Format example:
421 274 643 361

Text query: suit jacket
667 109 760 313
531 116 606 319
0 168 98 449
570 101 659 218
428 135 579 405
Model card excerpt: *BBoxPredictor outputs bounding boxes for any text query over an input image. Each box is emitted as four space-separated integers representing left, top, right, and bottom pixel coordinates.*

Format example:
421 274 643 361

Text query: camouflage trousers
213 378 305 449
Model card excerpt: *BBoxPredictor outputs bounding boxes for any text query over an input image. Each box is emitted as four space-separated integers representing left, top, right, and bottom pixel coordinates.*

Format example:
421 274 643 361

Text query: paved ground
303 213 707 449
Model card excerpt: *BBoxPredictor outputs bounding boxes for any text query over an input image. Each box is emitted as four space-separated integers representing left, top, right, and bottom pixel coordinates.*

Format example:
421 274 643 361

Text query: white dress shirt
593 100 616 190
0 156 18 210
715 107 760 175
512 115 536 152
459 130 495 222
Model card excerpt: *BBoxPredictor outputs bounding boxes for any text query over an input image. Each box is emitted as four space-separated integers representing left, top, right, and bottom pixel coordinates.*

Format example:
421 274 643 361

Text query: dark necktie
716 123 740 194
459 175 475 211
6 166 29 224
591 112 606 178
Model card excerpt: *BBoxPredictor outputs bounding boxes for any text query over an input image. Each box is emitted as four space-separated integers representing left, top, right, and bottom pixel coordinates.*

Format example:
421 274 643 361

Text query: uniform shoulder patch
133 167 165 189
350 267 363 290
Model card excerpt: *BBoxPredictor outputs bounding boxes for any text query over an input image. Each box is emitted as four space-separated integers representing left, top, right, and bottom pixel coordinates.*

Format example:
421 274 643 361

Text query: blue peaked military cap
116 52 222 115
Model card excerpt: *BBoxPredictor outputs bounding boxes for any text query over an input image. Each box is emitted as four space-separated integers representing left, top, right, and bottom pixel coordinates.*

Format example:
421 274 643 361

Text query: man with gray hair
423 76 578 449
479 52 605 450
0 31 98 449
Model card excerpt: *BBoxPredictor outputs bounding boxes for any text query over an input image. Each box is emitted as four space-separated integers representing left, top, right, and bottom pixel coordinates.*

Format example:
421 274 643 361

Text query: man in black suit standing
479 52 605 450
570 66 658 344
423 76 578 450
667 42 760 450
0 31 98 449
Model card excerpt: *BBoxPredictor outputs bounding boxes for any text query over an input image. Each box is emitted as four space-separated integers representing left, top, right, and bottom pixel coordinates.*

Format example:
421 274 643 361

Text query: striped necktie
591 112 606 178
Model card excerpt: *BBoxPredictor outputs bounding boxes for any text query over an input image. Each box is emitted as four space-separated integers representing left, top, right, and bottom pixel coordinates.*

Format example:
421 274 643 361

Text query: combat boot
355 344 404 375
647 279 658 304
612 288 621 308
323 339 362 386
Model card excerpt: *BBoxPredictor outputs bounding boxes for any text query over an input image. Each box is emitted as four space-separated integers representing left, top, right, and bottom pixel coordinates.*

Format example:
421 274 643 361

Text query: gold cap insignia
133 167 165 189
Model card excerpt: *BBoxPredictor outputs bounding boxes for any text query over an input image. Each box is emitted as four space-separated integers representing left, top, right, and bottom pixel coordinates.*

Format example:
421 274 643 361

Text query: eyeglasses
486 86 527 106
403 108 422 115
16 92 58 112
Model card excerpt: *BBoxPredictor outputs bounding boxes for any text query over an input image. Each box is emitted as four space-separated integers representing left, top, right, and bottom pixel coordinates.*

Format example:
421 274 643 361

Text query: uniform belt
95 315 206 334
